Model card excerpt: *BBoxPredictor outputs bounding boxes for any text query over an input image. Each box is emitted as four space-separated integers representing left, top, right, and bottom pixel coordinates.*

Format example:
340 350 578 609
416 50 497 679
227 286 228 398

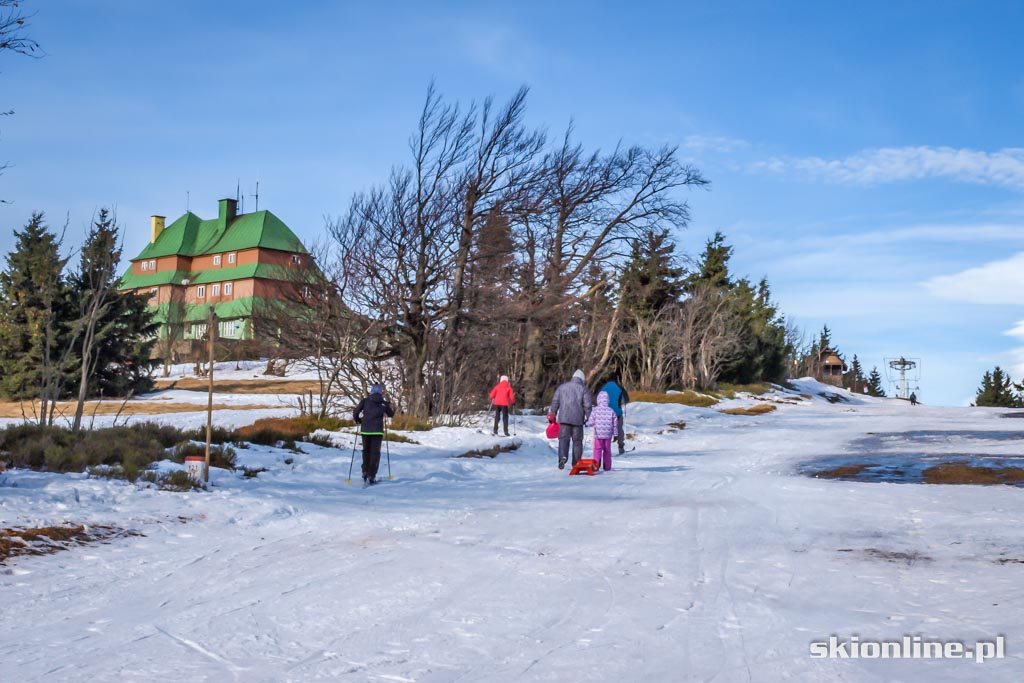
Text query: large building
119 198 311 356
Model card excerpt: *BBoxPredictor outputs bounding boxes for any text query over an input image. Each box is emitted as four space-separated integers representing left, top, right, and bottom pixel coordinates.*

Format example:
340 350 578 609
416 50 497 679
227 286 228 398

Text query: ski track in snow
2 380 1024 681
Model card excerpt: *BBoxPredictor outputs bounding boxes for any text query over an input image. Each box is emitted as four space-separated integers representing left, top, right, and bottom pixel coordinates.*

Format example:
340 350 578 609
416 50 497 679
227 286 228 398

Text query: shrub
713 383 773 399
182 425 236 445
172 441 237 470
631 391 719 408
306 434 334 448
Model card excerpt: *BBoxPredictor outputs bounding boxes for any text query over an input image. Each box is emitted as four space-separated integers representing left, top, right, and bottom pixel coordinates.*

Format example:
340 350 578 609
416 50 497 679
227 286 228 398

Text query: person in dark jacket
353 383 395 485
599 371 631 454
549 369 593 469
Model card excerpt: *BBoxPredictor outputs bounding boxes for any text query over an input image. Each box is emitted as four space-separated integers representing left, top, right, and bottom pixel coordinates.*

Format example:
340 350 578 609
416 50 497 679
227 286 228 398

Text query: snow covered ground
2 381 1023 681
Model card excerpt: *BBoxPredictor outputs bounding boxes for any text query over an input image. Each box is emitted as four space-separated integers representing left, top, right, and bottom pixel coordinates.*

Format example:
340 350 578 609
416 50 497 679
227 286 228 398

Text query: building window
190 322 207 339
213 255 222 266
149 287 158 299
211 283 220 297
220 319 238 338
197 285 206 298
228 253 236 264
291 254 300 264
140 261 148 271
302 285 311 298
149 260 156 270
224 282 233 296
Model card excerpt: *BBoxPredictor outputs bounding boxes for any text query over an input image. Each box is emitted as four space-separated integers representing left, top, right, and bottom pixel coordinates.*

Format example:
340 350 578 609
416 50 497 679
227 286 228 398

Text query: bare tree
516 131 708 402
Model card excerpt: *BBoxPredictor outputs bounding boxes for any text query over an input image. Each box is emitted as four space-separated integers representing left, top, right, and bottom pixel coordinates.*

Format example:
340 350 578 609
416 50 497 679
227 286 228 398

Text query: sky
2 0 1023 405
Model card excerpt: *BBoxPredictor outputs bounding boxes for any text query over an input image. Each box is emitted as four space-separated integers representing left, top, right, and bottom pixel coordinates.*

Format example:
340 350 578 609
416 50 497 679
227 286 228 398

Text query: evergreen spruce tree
844 354 866 393
866 367 886 397
975 366 1020 407
0 212 75 401
69 209 158 410
684 230 732 291
620 229 685 315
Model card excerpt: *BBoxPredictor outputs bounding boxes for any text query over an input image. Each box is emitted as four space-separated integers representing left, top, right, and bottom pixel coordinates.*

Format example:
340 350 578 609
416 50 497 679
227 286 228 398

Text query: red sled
545 422 560 439
569 458 599 476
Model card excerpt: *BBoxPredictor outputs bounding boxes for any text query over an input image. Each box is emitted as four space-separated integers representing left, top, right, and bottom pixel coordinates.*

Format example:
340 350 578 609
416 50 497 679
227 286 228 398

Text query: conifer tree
620 228 684 315
844 354 866 393
975 366 1020 407
866 367 886 397
0 213 75 408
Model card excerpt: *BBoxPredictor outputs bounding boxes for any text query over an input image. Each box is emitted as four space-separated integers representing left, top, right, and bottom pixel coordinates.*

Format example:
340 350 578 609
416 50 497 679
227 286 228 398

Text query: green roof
148 297 286 323
118 269 189 290
133 208 307 261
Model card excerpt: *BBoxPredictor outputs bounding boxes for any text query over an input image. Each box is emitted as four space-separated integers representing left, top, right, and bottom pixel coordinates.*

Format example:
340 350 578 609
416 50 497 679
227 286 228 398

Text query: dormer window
149 260 156 270
291 254 300 265
141 261 148 271
213 255 222 266
228 253 236 264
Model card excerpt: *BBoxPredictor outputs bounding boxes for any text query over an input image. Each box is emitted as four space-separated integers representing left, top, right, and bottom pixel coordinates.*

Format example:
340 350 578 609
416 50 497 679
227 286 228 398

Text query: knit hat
572 369 585 382
370 383 383 395
500 375 509 383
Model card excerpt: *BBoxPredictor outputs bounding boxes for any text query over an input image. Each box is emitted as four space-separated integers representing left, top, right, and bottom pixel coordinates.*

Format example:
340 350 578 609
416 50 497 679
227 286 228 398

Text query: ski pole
345 430 359 484
512 403 517 436
385 419 392 480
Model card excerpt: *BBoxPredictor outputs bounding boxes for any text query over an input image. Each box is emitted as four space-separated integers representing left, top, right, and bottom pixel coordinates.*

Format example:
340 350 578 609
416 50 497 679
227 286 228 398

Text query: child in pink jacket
587 390 618 471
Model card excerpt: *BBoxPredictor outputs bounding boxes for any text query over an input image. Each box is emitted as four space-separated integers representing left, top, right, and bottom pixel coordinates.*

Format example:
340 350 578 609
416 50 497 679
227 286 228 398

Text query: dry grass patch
153 378 328 394
713 383 773 398
922 463 1024 485
719 404 777 416
0 400 277 418
1 524 142 564
631 391 718 408
390 414 433 431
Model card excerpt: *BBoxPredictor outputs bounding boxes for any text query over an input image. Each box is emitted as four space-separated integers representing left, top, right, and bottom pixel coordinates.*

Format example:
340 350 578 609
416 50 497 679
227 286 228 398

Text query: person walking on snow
599 371 630 454
549 369 593 470
489 375 515 436
587 390 618 471
353 383 394 486
909 392 918 406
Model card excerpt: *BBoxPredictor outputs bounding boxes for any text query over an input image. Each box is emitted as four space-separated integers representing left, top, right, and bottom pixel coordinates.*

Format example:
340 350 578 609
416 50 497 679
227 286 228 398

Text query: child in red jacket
488 375 515 436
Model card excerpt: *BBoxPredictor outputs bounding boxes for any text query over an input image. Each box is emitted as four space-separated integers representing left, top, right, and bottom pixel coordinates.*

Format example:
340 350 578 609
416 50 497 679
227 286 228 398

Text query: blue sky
2 0 1023 405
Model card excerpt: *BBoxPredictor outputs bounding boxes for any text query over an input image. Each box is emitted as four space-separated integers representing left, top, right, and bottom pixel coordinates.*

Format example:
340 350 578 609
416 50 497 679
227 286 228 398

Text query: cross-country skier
587 390 617 471
488 375 516 436
599 371 631 454
353 383 394 486
549 369 593 470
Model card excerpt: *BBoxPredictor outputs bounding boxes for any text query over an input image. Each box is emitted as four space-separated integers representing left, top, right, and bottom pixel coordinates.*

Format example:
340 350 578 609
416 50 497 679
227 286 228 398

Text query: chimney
150 215 165 243
218 198 238 230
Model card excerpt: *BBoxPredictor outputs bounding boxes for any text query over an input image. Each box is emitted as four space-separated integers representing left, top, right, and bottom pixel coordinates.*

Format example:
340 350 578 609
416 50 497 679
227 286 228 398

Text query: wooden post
204 305 217 483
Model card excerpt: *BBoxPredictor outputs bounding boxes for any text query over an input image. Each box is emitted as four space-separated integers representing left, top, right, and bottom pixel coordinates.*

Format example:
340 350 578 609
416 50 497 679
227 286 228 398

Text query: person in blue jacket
599 371 630 454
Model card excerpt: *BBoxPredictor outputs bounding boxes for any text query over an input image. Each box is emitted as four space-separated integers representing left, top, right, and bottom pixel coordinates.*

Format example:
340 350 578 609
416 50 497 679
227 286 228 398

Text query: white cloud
752 146 1024 191
683 134 748 154
924 252 1024 304
1005 321 1024 339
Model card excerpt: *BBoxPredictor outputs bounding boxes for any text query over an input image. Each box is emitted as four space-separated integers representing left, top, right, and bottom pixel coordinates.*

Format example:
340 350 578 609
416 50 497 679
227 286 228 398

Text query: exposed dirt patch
813 463 880 479
154 378 328 395
631 391 718 408
837 547 932 565
818 392 849 404
922 463 1024 485
666 421 687 430
1 524 143 564
456 443 520 458
719 404 777 416
995 557 1024 564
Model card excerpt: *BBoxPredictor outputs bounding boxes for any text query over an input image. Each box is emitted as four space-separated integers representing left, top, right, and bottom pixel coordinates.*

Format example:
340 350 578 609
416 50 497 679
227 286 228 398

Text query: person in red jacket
488 375 515 436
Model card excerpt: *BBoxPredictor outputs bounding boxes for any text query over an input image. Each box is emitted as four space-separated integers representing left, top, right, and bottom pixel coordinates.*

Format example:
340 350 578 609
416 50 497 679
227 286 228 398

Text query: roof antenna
251 180 259 213
186 190 190 213
236 179 243 214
